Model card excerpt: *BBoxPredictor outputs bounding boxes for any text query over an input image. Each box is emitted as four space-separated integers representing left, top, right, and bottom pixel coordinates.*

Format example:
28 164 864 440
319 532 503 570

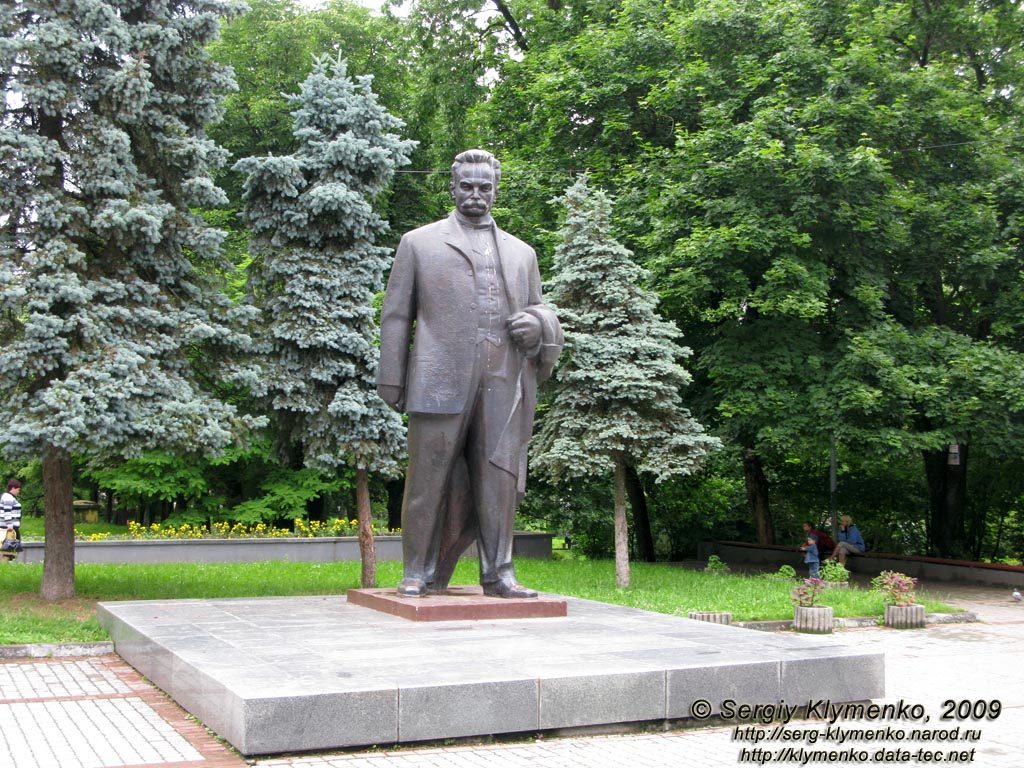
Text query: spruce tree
235 55 414 587
534 176 720 587
0 0 251 599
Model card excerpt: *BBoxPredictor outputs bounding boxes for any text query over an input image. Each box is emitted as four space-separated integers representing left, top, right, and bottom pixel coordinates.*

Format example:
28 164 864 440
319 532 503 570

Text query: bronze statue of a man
377 149 563 598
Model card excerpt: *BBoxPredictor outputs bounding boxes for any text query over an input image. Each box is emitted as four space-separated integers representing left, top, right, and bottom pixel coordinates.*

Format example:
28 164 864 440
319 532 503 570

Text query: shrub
762 564 796 581
791 578 826 607
819 560 850 582
871 570 918 606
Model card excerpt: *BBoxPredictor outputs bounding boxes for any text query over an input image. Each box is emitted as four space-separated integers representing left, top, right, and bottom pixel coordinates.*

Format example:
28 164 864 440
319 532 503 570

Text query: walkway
0 583 1021 767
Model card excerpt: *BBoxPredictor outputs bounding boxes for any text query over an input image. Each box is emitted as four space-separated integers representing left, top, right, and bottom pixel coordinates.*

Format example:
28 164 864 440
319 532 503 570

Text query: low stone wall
714 541 1024 588
15 532 553 565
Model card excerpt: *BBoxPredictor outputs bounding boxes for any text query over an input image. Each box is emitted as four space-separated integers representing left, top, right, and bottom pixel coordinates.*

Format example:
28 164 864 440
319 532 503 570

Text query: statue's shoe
397 578 427 597
482 580 538 599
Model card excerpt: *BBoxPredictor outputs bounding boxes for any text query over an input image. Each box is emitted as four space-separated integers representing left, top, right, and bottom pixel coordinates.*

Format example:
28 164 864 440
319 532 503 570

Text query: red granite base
346 585 567 621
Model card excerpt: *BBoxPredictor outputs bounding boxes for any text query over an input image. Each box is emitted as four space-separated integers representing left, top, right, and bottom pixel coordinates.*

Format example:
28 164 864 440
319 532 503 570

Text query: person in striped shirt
1 478 22 540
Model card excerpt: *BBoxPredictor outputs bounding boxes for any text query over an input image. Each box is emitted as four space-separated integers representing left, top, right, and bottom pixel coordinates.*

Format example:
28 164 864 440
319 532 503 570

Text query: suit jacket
377 213 562 487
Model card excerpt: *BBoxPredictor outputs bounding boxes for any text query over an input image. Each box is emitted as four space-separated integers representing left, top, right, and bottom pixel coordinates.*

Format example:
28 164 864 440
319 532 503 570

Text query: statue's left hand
507 312 542 351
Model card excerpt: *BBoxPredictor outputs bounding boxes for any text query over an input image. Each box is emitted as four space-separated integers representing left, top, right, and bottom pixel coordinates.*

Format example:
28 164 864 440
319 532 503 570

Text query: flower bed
78 519 395 541
17 531 554 565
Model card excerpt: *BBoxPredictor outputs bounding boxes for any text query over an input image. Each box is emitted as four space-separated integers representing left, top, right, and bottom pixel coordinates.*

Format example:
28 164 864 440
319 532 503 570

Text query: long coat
377 212 562 488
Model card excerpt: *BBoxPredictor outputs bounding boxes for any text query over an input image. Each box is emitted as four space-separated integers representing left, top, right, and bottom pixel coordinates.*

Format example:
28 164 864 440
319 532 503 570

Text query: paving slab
97 593 883 756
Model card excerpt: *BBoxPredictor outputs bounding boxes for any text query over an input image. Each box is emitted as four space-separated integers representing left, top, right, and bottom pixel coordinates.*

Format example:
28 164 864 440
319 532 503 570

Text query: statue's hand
507 312 542 351
378 385 405 412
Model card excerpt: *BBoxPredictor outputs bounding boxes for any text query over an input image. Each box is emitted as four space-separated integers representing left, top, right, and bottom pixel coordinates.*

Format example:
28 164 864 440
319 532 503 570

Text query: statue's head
450 149 500 221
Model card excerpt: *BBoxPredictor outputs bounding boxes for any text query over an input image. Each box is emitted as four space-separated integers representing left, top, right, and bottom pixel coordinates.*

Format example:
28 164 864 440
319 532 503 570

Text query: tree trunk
625 464 655 562
174 495 187 521
923 443 968 558
829 434 839 545
307 491 327 524
990 508 1007 562
356 467 376 589
40 444 75 601
104 490 114 524
385 477 404 532
743 448 773 545
614 458 631 589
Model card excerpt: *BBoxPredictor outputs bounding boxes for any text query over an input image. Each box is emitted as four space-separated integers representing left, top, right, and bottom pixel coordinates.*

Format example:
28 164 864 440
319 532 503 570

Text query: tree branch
491 0 528 52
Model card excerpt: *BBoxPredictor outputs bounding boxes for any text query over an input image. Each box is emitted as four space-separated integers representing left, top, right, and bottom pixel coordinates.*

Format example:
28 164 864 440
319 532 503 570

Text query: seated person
832 515 865 564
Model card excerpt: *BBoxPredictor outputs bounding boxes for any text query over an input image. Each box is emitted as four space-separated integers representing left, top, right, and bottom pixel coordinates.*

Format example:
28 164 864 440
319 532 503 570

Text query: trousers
400 338 521 589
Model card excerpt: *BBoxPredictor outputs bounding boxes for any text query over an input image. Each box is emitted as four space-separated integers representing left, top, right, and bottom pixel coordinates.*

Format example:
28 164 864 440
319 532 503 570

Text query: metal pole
829 433 839 540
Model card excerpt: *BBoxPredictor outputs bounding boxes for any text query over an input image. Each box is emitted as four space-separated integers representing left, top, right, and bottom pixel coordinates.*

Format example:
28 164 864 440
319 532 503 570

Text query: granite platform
97 593 884 756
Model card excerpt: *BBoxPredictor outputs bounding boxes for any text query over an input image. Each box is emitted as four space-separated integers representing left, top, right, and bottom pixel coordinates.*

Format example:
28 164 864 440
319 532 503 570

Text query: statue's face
451 162 497 220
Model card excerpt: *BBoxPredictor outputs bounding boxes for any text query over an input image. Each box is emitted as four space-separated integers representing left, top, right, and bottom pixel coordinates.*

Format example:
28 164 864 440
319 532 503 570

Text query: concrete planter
793 605 834 634
16 532 553 565
822 580 849 590
688 611 733 625
703 567 731 575
884 603 926 629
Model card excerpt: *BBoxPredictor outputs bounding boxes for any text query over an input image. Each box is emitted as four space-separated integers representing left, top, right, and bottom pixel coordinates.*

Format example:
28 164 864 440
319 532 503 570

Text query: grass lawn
0 557 961 645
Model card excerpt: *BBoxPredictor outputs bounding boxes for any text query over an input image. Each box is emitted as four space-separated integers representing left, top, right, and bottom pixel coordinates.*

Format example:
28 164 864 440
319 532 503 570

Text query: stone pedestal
347 586 567 621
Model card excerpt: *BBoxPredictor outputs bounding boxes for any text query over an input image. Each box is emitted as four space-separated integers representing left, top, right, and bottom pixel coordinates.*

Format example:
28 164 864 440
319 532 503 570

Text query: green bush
819 560 850 582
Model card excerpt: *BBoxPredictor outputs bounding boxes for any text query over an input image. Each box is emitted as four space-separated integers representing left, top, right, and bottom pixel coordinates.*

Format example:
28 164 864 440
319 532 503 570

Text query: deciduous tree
640 0 1024 556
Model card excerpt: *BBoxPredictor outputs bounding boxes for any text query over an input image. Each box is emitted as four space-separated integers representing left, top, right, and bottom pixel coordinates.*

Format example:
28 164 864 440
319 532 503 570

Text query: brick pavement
0 655 245 768
0 581 1021 768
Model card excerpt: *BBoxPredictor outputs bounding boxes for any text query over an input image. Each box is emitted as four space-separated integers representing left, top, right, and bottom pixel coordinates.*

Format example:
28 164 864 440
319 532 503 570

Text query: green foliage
227 464 345 524
235 53 415 476
76 442 362 528
0 0 258 462
517 473 616 558
209 0 408 189
624 0 1024 556
643 456 751 558
533 176 720 484
871 570 918 606
4 0 1021 568
84 453 210 507
392 0 509 182
791 577 826 608
818 559 850 583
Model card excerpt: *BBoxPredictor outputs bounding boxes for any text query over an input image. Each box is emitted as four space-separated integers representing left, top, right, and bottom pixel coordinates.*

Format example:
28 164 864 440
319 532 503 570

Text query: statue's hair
451 149 501 184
